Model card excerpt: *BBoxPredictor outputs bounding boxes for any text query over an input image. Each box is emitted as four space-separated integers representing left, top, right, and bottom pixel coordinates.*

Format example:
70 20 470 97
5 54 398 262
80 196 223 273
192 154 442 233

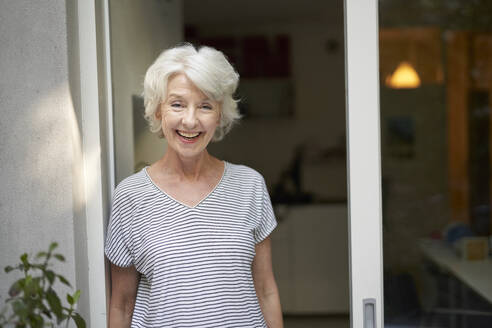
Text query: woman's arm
252 237 284 328
108 263 140 328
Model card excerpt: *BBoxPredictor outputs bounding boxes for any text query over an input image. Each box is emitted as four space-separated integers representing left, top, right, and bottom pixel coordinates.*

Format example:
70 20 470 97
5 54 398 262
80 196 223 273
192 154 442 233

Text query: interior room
183 1 350 326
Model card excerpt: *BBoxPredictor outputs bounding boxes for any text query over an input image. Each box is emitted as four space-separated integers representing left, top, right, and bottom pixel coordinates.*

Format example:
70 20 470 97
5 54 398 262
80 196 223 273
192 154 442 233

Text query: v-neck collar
143 161 228 209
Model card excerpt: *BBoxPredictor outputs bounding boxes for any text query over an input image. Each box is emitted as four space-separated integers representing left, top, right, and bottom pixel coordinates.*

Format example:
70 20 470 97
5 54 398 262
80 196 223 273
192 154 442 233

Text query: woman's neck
156 149 219 181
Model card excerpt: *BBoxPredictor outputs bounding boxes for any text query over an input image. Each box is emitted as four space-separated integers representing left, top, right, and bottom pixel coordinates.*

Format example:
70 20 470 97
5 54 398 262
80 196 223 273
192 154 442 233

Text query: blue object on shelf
443 222 474 245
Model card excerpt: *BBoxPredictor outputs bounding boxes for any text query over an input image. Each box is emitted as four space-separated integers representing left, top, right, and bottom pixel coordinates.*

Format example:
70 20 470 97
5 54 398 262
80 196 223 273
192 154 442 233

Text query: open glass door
346 0 492 327
379 1 492 327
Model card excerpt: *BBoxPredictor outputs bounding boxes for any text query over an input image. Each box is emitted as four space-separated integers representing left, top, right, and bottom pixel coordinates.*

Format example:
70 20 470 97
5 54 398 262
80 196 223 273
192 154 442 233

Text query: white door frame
344 0 384 327
77 0 385 326
73 0 114 326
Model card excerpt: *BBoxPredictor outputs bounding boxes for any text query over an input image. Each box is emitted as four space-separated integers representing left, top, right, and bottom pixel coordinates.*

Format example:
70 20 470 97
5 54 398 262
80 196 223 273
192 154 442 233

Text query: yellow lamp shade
386 61 421 89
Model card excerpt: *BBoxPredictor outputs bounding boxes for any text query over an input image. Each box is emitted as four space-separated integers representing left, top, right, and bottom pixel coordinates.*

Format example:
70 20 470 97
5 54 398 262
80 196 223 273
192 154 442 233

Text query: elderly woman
105 44 283 327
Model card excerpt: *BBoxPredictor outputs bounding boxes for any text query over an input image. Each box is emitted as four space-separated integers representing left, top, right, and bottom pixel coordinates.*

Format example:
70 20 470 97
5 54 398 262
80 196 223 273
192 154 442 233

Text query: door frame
71 0 114 326
85 0 386 326
344 0 384 327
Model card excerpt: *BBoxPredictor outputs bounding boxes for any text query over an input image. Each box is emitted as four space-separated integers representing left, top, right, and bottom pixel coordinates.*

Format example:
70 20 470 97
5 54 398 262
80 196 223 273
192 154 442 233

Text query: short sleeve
253 177 278 244
104 190 134 267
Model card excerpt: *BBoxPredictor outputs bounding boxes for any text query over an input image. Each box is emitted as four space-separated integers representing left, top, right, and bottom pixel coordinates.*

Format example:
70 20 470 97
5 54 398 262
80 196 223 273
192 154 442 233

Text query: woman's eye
171 103 183 108
201 104 213 110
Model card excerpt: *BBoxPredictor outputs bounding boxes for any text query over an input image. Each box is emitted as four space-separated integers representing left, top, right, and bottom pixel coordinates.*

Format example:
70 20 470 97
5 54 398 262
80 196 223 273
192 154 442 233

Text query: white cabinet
271 204 350 314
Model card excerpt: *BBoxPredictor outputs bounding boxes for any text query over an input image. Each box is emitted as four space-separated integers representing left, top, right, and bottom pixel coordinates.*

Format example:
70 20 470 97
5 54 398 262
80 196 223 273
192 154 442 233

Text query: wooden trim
446 31 470 224
379 27 441 40
489 42 492 235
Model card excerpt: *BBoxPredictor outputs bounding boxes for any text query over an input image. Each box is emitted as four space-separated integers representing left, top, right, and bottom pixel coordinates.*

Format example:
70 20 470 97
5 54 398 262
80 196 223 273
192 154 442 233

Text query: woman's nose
182 107 198 128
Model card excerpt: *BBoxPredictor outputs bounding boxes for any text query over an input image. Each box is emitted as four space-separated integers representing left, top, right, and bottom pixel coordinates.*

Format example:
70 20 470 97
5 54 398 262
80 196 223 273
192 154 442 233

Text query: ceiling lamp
385 61 421 89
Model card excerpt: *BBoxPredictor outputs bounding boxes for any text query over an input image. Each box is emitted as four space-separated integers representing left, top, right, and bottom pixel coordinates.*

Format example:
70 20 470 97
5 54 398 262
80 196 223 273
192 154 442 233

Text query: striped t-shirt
105 162 277 327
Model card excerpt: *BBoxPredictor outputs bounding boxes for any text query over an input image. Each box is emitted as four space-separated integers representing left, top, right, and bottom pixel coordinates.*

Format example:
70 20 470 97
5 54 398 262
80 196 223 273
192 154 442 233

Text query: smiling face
157 73 221 159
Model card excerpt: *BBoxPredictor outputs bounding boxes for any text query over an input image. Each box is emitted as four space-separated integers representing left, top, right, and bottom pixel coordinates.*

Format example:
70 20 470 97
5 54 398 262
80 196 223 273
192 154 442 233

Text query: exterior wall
0 0 183 324
0 0 77 307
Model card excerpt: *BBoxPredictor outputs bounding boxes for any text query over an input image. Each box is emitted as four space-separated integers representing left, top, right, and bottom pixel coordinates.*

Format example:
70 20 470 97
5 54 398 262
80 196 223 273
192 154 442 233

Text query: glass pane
379 1 492 326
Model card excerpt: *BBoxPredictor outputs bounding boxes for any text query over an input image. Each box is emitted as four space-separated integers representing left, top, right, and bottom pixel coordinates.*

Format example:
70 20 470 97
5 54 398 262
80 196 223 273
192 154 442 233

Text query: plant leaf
45 270 55 285
72 312 86 328
73 290 81 304
8 280 22 297
56 313 68 325
46 288 63 320
49 242 58 252
42 309 52 319
53 254 65 262
28 277 42 298
20 253 29 269
4 265 14 273
30 313 44 328
31 263 44 270
66 293 74 306
12 299 28 319
57 274 71 287
36 251 48 259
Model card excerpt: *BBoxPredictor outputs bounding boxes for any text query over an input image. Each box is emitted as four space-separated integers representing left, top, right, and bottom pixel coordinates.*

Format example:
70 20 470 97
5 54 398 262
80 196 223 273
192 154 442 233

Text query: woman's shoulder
112 168 153 202
225 161 265 184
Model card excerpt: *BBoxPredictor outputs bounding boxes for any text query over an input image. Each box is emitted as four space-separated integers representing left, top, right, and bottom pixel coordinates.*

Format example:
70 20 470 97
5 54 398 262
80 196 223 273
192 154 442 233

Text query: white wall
0 0 77 309
197 19 346 188
110 0 183 184
272 205 349 313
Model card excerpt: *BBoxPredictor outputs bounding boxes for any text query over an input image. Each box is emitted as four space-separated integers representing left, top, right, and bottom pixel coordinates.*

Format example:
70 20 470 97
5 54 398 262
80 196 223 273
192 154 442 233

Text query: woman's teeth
177 131 200 138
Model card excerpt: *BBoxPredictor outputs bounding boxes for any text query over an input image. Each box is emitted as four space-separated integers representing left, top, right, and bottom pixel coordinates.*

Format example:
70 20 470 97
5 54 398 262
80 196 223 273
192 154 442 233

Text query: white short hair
143 43 241 141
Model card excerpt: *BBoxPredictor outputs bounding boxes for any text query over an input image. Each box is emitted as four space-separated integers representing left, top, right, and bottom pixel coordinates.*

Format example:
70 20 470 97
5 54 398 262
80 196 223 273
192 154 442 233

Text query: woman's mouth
176 130 201 142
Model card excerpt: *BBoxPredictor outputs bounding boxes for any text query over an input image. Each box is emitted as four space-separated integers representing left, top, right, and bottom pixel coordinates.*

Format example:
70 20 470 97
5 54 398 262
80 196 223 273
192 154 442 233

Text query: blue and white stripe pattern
105 162 277 327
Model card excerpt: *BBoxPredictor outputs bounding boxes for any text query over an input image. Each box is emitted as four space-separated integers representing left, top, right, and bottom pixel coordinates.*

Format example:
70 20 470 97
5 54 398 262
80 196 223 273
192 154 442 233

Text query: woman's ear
155 105 162 120
216 104 222 124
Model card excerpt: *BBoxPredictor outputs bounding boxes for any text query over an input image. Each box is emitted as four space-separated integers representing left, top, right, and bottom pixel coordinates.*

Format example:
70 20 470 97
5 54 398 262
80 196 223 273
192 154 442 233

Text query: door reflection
379 1 492 326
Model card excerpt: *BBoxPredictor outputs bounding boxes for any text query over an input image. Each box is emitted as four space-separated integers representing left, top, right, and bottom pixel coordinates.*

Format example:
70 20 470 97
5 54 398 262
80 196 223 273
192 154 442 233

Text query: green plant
0 242 86 328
